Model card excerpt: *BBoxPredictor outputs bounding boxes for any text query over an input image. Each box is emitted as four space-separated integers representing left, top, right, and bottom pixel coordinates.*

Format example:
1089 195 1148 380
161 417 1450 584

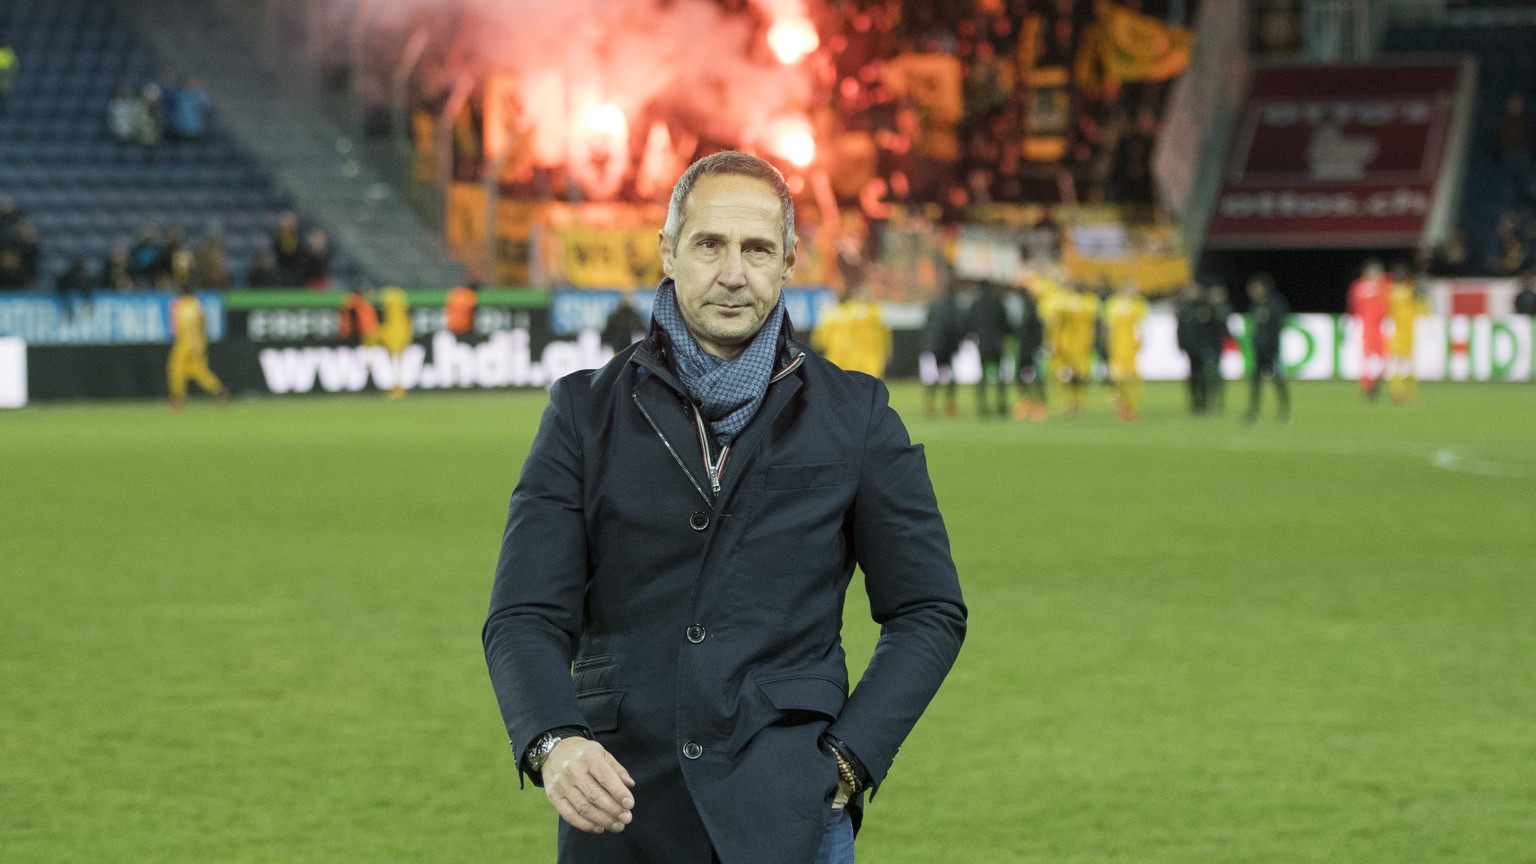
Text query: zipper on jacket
632 392 712 507
692 406 730 494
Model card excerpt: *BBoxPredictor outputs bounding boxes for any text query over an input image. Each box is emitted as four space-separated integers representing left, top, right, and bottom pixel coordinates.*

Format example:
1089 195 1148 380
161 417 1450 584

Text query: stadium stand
1382 22 1536 271
0 0 352 289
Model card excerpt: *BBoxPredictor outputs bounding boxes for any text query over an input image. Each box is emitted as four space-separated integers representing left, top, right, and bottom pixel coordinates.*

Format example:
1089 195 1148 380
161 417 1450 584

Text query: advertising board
1206 60 1473 248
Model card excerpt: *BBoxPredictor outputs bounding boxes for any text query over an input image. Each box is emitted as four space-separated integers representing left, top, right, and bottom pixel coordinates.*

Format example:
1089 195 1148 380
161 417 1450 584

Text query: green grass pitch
2 380 1533 862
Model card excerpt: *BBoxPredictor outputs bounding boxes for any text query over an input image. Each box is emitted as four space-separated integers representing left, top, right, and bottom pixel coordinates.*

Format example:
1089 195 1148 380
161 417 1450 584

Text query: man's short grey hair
663 151 796 258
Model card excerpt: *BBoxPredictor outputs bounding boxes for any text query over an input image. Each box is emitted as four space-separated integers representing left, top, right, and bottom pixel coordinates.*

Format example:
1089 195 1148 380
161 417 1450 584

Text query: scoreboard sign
1206 60 1474 248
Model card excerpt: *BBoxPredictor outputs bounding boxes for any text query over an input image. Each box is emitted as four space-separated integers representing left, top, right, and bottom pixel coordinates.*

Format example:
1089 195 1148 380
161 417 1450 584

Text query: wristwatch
525 731 567 774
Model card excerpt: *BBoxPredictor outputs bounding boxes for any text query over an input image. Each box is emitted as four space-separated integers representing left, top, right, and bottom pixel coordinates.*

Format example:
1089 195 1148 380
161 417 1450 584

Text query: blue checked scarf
651 278 786 447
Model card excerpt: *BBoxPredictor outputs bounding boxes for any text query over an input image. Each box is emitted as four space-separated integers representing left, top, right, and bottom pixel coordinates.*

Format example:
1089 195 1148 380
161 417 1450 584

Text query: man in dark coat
1515 270 1536 317
1200 284 1234 415
963 279 1012 418
1243 273 1291 424
920 283 963 417
1175 282 1210 415
484 152 967 864
1012 282 1047 419
599 293 647 355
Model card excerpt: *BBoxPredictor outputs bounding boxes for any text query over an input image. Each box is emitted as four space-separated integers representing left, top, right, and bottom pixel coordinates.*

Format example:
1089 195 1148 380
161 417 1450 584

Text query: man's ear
658 230 674 278
781 242 797 285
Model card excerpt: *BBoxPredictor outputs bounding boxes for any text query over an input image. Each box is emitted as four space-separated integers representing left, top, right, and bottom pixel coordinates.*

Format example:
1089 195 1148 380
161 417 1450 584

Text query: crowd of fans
0 197 333 294
395 0 1180 221
105 74 210 146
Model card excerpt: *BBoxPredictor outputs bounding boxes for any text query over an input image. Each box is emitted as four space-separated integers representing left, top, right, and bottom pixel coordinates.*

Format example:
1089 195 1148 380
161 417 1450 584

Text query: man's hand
832 776 853 811
542 737 636 834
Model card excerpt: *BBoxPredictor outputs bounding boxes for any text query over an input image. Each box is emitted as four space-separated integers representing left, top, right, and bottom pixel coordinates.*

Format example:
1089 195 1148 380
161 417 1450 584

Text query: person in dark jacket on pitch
1173 281 1222 415
963 279 1012 418
1012 282 1047 420
484 152 966 864
1201 284 1234 415
920 283 963 417
1175 282 1208 415
600 293 647 355
1244 273 1291 424
1515 270 1536 317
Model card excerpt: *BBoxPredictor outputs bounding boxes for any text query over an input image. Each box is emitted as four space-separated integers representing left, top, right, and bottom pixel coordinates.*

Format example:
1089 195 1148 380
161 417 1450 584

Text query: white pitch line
1429 448 1536 481
919 425 1536 480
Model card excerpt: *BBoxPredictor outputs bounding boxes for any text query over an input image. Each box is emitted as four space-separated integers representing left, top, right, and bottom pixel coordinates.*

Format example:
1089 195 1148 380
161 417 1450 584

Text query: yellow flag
1098 0 1193 82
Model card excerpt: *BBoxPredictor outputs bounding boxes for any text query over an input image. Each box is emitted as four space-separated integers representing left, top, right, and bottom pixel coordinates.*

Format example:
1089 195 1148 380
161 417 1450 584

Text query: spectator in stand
54 257 92 317
244 247 281 288
128 226 163 289
1489 213 1532 277
0 196 20 239
298 228 332 289
107 86 140 143
170 247 196 291
0 44 16 110
10 220 39 289
160 227 187 289
167 75 210 139
159 76 181 137
445 280 481 341
135 83 163 146
1428 228 1472 277
270 212 302 284
0 248 25 290
1110 107 1158 206
98 242 134 292
192 232 230 290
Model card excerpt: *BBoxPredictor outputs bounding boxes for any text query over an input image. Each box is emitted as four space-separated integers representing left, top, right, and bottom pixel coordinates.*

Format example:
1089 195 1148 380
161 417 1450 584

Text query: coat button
686 624 706 643
689 511 709 531
683 741 703 760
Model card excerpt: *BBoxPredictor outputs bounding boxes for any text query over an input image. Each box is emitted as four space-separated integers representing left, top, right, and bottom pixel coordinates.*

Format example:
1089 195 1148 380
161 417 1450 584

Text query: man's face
660 174 794 360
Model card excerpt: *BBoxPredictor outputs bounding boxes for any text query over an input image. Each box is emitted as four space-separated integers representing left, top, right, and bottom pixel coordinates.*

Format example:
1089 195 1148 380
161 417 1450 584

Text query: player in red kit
1348 259 1391 400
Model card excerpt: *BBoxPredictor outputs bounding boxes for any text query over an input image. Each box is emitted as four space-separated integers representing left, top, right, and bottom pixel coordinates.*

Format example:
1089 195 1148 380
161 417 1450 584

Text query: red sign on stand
1205 61 1472 249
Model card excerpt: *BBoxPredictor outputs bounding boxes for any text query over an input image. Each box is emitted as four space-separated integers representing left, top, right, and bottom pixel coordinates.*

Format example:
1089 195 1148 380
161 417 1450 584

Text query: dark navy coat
484 324 967 864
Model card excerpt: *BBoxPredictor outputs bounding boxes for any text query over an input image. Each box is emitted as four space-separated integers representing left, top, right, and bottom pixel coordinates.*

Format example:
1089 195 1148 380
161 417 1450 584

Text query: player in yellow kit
1104 281 1148 421
166 284 228 410
377 285 413 399
1044 281 1100 415
1387 263 1430 404
811 281 893 377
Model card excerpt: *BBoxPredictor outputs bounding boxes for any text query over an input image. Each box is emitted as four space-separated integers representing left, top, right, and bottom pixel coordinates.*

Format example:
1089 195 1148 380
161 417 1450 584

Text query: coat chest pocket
576 689 624 734
764 461 847 491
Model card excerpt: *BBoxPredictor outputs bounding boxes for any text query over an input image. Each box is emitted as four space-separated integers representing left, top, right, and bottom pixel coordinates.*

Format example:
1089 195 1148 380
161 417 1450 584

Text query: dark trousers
1186 352 1223 414
1247 353 1290 420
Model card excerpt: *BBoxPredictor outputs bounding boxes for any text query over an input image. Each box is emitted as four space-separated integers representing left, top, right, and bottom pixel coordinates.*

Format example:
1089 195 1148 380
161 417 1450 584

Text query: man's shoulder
794 347 887 405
